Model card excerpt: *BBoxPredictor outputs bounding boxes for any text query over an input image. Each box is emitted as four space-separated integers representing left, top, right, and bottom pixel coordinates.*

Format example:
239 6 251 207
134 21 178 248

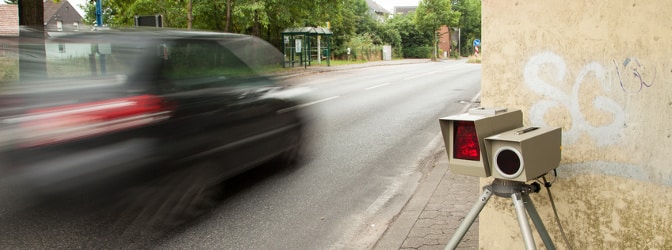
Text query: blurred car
0 29 305 225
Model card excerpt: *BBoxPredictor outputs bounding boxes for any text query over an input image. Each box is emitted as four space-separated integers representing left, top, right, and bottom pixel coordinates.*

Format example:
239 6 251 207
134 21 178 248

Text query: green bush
0 59 19 83
402 46 432 58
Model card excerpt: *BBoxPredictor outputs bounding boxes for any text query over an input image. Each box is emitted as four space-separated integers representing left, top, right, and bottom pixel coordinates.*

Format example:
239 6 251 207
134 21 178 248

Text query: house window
74 22 79 31
57 20 63 31
59 43 66 53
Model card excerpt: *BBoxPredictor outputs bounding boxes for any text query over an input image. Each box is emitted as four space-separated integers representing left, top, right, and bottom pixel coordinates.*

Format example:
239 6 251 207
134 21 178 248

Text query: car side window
158 39 258 92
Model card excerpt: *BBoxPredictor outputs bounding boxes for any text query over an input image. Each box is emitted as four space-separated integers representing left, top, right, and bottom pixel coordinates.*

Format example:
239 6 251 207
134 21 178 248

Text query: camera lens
495 147 523 178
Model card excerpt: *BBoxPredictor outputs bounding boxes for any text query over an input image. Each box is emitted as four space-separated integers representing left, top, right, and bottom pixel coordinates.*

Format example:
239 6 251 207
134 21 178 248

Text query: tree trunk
187 0 192 30
224 0 232 32
432 29 438 61
252 10 259 37
18 0 46 80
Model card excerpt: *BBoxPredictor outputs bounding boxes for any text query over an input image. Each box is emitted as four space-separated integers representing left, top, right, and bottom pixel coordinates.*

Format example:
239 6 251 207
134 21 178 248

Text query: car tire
275 131 303 169
108 161 225 241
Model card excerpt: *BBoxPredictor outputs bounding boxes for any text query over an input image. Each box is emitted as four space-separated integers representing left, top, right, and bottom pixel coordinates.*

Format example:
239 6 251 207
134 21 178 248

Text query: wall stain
559 175 671 249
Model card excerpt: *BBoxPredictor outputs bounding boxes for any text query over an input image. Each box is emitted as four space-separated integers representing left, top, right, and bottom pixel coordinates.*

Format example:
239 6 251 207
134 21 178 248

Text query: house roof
43 0 83 25
394 6 418 15
367 0 391 15
0 4 19 36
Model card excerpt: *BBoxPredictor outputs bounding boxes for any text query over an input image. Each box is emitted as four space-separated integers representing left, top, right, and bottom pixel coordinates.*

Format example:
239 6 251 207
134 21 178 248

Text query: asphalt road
0 60 481 249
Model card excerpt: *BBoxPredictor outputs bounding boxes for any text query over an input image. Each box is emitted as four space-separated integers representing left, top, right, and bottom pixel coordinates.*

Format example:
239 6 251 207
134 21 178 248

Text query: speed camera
439 107 523 177
484 126 561 182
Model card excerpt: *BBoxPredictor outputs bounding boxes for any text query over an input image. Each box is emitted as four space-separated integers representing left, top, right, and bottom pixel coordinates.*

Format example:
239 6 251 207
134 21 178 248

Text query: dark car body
0 29 305 197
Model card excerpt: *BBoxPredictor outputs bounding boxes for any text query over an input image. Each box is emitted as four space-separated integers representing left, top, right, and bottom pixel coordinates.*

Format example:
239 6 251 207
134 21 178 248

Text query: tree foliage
414 0 460 60
452 0 481 56
383 12 430 58
79 0 480 59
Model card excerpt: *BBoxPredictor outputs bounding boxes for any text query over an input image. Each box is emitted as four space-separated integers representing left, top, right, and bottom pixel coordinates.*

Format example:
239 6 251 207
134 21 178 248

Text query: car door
153 38 289 177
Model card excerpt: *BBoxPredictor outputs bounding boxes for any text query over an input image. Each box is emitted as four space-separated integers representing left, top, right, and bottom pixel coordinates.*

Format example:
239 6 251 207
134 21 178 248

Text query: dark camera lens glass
497 149 521 175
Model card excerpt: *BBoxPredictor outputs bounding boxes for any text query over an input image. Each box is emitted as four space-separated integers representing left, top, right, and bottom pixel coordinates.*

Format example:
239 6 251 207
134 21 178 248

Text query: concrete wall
480 0 672 249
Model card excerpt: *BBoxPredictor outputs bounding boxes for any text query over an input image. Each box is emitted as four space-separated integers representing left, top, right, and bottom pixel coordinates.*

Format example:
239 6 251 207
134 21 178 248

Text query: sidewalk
269 59 436 80
374 150 481 250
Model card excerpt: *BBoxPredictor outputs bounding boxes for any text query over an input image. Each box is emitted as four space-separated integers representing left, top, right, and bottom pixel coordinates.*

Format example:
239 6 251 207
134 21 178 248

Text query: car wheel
108 161 224 241
275 132 303 168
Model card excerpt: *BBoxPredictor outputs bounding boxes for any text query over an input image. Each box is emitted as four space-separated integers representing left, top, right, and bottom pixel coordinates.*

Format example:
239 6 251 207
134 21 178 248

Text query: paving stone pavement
375 150 480 250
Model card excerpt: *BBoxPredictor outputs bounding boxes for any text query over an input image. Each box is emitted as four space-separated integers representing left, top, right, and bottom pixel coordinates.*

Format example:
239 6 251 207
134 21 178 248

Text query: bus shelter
281 27 333 68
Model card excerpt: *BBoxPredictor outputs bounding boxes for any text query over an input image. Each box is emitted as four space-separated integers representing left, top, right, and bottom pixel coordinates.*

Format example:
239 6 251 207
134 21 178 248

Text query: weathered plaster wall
480 0 672 249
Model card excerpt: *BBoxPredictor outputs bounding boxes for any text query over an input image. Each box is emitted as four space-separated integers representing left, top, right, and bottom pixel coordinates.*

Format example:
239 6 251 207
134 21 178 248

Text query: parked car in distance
0 29 306 229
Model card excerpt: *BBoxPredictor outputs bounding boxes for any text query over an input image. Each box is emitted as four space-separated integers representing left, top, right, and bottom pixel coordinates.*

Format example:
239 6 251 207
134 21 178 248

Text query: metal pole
523 194 556 250
512 192 537 250
445 188 493 250
95 0 102 27
458 28 461 58
317 35 321 65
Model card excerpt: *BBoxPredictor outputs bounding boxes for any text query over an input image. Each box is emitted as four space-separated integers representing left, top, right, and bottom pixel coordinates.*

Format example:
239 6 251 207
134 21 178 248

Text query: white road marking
403 71 436 80
364 82 392 90
277 96 340 113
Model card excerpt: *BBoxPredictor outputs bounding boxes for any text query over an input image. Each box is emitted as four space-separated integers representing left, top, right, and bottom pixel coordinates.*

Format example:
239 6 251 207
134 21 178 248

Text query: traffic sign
473 39 480 47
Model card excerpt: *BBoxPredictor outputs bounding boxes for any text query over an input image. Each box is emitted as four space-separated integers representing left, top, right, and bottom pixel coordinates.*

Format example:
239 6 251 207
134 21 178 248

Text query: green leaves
452 0 481 56
77 0 480 59
415 0 460 34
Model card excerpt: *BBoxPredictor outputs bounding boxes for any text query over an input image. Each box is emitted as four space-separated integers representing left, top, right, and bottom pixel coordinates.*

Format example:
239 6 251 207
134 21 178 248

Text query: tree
414 0 460 60
452 0 480 56
77 0 374 55
17 0 47 80
386 11 431 58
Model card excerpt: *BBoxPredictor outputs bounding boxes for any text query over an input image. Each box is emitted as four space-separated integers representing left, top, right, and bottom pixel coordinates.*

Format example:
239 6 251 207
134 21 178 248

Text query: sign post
473 39 480 57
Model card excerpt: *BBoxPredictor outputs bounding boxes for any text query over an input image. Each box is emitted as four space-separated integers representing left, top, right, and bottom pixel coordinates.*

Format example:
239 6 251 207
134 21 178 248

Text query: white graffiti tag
524 52 625 146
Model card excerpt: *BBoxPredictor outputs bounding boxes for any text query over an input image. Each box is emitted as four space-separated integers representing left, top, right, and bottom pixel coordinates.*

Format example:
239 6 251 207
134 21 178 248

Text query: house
0 1 84 81
393 6 417 15
0 4 19 76
0 4 19 37
0 1 83 33
43 0 83 32
437 26 452 58
366 0 391 22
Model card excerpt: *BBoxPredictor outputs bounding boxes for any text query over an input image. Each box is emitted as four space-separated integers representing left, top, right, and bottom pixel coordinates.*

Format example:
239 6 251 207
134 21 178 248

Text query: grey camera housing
439 108 523 177
484 126 562 182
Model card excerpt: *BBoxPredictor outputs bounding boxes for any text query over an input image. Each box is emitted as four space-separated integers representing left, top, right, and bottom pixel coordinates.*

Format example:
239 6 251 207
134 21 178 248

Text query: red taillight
15 95 172 147
453 121 480 161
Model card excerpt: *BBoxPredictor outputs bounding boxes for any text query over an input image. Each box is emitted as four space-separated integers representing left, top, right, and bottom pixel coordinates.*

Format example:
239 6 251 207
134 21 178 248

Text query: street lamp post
95 0 102 27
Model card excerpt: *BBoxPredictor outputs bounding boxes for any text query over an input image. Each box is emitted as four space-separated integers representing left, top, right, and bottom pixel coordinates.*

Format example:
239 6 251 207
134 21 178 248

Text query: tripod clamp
488 179 541 197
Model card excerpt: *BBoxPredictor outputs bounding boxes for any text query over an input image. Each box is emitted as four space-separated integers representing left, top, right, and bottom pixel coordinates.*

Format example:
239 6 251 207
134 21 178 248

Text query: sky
68 0 87 16
375 0 420 13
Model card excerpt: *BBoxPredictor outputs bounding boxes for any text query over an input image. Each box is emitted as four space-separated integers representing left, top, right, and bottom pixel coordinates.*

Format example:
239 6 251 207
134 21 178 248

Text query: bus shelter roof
281 27 333 35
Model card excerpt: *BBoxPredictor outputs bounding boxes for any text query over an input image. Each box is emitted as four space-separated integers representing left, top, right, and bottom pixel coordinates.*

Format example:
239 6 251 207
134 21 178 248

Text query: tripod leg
445 188 493 250
522 193 556 250
512 192 536 250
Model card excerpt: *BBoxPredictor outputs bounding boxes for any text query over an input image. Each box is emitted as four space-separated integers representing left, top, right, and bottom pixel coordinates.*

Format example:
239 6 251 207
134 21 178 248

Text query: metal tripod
445 179 555 250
